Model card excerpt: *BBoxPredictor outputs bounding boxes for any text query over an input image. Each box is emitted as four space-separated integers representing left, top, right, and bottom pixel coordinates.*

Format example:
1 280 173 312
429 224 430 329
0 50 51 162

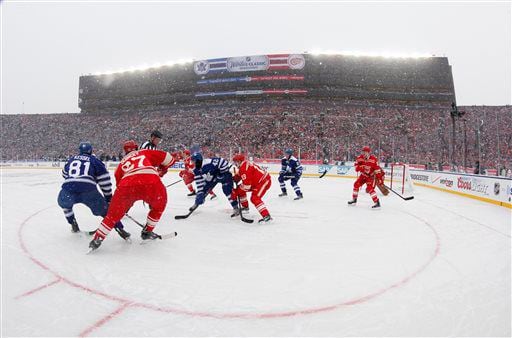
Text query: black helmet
151 130 163 139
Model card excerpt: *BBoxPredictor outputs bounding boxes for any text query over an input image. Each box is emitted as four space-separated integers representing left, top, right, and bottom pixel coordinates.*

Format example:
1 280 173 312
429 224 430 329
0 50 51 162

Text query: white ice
2 168 511 337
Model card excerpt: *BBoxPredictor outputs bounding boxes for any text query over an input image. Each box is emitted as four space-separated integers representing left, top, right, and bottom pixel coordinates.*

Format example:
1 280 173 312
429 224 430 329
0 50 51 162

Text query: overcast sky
1 1 510 114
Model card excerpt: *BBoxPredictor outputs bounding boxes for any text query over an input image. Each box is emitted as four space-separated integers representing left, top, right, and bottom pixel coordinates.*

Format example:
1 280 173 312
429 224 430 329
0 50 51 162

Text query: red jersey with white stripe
238 161 269 191
115 149 175 186
354 154 379 177
184 155 195 172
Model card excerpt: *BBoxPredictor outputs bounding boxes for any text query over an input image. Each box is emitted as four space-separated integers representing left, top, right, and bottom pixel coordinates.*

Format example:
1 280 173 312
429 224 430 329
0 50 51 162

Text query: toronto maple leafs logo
204 172 214 182
194 60 210 75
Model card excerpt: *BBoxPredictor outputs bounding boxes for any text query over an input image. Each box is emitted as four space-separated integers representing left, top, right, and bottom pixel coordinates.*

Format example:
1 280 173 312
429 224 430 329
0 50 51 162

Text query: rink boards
2 161 511 208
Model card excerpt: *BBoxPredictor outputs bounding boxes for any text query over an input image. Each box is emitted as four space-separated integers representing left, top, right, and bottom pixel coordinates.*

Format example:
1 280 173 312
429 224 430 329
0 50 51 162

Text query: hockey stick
384 185 414 201
283 169 327 179
235 185 254 224
174 203 198 220
124 213 178 239
166 179 183 188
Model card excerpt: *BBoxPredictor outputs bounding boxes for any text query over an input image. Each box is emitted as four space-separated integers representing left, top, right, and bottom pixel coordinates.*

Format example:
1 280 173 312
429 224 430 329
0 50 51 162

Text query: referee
141 130 163 150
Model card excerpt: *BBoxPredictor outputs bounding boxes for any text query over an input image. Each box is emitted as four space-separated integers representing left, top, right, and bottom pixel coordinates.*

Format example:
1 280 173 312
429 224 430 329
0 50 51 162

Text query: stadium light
92 57 194 76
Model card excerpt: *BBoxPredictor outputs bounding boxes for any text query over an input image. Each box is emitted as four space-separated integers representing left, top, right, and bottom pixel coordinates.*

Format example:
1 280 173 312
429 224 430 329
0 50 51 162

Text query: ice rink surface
2 168 511 337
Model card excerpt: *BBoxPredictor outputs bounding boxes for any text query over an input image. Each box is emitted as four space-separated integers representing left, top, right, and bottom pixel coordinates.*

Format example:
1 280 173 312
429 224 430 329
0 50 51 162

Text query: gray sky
1 1 510 114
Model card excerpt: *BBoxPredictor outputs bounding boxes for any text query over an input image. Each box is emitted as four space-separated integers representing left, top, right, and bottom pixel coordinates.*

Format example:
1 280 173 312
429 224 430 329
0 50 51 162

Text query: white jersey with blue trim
281 156 303 175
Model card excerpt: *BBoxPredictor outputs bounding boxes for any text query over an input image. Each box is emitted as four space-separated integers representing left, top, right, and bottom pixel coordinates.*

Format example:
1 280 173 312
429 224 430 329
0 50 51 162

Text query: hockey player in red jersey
179 149 197 196
232 154 272 223
348 146 382 208
89 140 179 251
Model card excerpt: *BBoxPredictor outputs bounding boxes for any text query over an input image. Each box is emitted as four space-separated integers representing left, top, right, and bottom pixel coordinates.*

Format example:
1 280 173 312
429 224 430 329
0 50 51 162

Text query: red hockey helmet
184 149 191 156
362 146 371 153
232 154 246 164
123 140 138 154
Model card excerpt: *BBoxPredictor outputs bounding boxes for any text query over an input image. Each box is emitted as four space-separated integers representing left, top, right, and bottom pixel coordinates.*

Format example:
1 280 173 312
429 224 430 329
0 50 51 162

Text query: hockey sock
64 209 75 224
255 203 270 217
370 191 379 203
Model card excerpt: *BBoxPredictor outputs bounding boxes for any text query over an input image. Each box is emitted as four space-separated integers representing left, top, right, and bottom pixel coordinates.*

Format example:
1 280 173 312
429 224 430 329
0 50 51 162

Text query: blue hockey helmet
191 152 203 168
285 148 293 155
79 142 92 155
191 152 203 162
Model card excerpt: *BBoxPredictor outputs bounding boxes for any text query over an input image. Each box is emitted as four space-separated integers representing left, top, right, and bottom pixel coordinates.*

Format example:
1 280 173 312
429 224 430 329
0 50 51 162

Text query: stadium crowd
1 100 510 176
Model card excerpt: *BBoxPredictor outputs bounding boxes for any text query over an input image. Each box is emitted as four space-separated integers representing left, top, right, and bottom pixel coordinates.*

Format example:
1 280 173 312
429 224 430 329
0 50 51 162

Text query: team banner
195 89 307 97
194 54 305 75
197 75 304 84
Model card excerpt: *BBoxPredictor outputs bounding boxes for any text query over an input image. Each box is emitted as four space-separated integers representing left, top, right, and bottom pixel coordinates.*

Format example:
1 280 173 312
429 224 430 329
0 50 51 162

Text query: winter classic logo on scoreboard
227 55 269 72
288 54 305 69
194 60 210 75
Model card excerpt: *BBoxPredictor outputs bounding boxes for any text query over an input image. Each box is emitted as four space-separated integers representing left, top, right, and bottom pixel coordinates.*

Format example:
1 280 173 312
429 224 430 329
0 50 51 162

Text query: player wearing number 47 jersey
89 140 179 251
57 142 130 239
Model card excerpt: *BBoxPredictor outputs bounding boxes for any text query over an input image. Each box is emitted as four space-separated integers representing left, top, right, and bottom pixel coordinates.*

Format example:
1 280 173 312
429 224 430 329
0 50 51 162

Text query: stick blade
319 169 328 178
160 232 178 239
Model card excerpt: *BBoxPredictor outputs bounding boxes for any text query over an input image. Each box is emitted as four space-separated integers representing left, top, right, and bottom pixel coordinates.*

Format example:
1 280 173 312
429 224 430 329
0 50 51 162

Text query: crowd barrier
2 161 511 208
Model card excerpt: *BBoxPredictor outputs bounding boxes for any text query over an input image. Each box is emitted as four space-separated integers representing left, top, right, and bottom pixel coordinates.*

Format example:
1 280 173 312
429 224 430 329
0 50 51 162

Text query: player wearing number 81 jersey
57 142 129 239
89 140 179 251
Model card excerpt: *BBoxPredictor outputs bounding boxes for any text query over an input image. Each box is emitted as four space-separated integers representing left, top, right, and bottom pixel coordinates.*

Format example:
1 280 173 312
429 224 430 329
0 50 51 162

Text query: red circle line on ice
18 206 441 337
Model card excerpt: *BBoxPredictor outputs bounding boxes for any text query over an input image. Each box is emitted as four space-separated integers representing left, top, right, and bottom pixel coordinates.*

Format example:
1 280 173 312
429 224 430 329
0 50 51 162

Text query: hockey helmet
123 140 138 154
191 152 203 168
362 146 371 153
232 154 246 164
285 148 293 155
184 149 191 156
151 130 163 139
79 142 92 155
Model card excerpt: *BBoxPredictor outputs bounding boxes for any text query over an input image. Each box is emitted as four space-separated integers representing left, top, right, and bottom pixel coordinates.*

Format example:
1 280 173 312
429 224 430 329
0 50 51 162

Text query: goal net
390 163 415 199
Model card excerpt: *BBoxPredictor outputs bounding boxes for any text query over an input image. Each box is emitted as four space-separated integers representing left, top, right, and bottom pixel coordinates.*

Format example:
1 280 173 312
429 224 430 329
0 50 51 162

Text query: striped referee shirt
140 140 157 150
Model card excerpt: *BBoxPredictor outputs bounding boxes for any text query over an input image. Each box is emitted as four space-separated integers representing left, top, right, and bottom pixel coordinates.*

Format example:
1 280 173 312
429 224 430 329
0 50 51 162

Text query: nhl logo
194 60 210 75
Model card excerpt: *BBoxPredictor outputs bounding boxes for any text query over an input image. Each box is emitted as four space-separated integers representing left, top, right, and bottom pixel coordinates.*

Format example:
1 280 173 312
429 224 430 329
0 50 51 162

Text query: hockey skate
115 227 131 241
141 227 160 241
241 206 249 213
294 193 303 200
347 199 357 205
371 201 381 209
258 215 273 223
88 238 103 253
187 191 197 196
70 219 80 233
278 192 288 197
230 207 240 218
